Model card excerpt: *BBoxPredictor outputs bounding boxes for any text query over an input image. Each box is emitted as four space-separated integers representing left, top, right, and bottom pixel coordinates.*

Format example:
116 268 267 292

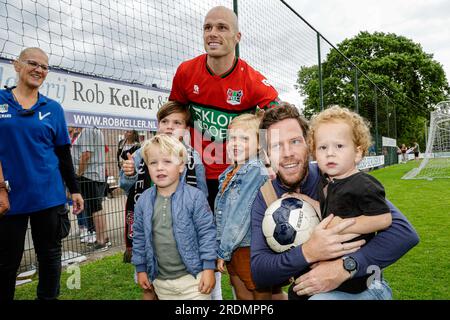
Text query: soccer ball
262 196 320 253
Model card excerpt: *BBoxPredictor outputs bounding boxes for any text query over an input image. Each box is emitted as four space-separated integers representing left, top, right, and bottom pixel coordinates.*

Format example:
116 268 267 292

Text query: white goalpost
403 101 450 180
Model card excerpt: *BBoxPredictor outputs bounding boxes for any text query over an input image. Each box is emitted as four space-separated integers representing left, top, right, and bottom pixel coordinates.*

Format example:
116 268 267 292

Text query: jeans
76 211 92 230
308 280 393 300
0 205 63 300
78 176 105 233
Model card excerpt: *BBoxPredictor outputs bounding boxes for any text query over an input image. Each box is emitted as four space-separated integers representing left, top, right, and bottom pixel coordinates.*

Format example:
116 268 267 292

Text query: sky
286 0 450 81
1 0 448 109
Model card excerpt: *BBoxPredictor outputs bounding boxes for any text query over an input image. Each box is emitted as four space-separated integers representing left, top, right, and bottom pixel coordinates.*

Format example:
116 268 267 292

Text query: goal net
403 101 450 180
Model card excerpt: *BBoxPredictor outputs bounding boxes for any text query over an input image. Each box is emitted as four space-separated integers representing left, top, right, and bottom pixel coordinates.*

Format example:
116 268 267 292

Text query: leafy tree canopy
297 31 449 147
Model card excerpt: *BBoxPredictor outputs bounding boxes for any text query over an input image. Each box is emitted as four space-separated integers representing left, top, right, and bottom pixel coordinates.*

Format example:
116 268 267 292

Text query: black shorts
77 176 106 214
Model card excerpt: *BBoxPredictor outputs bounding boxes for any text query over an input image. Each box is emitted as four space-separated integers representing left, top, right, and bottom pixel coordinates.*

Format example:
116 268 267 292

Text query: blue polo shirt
0 88 70 215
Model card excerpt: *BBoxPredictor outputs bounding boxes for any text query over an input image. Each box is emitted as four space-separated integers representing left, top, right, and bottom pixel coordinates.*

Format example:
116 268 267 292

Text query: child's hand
137 272 153 291
198 269 215 295
217 259 226 273
122 153 136 176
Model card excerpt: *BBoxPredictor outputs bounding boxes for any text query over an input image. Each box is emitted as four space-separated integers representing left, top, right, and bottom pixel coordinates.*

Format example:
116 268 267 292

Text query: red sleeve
169 64 188 104
252 71 279 109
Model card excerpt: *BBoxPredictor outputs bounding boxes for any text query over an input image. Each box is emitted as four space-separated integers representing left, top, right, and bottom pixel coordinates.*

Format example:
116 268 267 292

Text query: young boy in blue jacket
132 134 216 300
120 101 208 299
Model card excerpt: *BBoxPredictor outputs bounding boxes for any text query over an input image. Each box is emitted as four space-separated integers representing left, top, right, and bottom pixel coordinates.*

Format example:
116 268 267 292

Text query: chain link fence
0 0 401 274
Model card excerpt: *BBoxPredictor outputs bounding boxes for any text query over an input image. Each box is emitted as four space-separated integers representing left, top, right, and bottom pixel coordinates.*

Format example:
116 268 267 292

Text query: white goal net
403 101 450 180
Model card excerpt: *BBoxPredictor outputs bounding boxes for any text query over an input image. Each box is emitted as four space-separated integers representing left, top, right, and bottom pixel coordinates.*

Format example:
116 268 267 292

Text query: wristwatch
342 256 358 278
0 180 10 192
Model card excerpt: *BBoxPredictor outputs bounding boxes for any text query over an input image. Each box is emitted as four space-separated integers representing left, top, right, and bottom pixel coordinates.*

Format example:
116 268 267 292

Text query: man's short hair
259 102 309 152
141 134 187 166
157 101 191 126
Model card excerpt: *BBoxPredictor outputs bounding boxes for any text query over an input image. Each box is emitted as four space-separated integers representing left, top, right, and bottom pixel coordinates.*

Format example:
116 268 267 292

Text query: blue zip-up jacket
251 162 420 288
215 157 268 261
132 181 217 281
119 144 208 198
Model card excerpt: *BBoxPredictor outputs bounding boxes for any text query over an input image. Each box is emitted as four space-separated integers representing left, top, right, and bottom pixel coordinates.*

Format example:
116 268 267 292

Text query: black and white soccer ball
262 196 320 253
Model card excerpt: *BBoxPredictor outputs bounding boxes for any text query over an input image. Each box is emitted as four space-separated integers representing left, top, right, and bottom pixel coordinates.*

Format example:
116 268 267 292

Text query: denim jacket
131 181 217 281
119 144 208 198
214 157 268 261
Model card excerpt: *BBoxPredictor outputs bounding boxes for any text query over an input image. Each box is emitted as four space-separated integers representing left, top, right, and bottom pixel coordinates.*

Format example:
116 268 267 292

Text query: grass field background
370 161 450 299
15 161 450 300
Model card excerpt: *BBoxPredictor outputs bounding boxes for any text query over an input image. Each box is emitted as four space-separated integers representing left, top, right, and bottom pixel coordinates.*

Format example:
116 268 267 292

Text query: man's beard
277 161 309 193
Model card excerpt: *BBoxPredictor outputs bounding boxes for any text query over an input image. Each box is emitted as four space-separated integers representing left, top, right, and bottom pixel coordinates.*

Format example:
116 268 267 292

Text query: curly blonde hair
307 105 372 158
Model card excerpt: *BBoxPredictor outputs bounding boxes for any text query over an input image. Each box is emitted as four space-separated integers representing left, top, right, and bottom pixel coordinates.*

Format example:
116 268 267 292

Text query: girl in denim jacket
215 112 271 299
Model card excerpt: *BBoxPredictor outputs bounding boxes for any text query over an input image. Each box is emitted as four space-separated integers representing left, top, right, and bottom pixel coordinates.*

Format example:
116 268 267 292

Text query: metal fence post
233 0 240 58
354 68 359 113
374 86 379 154
317 33 324 111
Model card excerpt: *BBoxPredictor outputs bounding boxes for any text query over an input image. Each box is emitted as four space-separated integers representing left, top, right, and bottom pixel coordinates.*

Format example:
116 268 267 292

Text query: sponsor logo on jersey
0 104 8 113
261 79 272 87
39 111 51 120
226 89 243 105
193 85 200 95
190 104 239 142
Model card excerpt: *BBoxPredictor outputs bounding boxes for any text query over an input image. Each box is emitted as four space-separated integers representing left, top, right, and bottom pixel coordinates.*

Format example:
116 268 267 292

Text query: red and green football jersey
169 54 279 179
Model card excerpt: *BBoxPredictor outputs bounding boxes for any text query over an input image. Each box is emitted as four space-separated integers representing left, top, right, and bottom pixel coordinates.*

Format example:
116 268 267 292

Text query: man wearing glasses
0 47 83 300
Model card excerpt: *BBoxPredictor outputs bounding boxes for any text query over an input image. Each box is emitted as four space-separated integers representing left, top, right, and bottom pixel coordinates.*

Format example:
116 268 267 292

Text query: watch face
344 257 357 271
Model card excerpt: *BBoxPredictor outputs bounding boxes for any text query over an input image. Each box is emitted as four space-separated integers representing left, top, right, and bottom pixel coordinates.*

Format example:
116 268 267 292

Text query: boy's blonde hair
141 134 187 166
307 105 372 158
228 111 263 141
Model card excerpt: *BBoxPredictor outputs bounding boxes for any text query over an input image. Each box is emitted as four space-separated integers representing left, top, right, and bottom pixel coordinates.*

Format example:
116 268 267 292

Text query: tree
297 31 449 147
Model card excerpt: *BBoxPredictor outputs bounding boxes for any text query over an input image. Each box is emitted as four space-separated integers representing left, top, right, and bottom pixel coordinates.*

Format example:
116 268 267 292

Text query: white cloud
286 0 450 81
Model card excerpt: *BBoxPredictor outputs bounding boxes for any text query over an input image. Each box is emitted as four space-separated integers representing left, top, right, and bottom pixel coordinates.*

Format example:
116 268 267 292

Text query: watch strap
342 256 358 278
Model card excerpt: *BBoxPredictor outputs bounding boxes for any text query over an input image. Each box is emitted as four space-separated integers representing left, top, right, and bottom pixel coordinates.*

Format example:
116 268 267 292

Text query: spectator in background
412 141 420 160
68 126 81 144
72 126 110 251
368 142 376 156
0 47 83 300
117 130 141 170
400 143 408 163
69 126 89 236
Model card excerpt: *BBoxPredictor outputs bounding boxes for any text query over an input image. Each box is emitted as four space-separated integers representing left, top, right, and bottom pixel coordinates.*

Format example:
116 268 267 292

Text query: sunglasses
20 60 50 72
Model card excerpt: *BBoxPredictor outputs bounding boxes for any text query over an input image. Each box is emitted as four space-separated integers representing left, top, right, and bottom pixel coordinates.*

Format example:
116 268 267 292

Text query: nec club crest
226 89 243 105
